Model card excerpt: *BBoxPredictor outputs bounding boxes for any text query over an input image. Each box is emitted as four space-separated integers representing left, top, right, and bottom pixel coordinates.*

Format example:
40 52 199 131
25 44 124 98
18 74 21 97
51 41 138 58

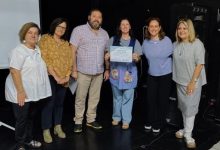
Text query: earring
23 40 26 43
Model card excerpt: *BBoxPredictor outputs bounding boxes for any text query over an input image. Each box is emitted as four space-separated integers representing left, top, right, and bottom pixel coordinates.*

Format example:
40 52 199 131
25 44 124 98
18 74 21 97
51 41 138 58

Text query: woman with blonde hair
173 18 206 148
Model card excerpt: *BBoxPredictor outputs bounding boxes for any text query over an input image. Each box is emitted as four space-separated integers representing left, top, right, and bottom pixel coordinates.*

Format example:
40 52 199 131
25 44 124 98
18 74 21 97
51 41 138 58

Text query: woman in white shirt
5 22 51 150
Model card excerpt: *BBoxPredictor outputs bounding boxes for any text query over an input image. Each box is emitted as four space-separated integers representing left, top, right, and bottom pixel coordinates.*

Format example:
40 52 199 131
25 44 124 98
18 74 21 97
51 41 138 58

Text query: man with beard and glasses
70 8 109 133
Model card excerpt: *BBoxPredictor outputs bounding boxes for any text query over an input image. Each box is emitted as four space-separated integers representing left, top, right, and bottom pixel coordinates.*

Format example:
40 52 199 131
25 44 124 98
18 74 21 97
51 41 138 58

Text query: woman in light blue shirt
142 17 173 133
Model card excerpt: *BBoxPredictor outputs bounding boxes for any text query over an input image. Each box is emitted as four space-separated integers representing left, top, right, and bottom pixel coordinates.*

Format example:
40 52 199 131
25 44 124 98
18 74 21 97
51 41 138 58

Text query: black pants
12 101 39 147
41 76 67 129
145 73 172 129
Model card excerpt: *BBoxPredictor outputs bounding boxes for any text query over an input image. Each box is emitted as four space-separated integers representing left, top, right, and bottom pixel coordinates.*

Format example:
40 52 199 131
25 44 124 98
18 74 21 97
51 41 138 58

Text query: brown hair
145 17 165 40
19 22 41 43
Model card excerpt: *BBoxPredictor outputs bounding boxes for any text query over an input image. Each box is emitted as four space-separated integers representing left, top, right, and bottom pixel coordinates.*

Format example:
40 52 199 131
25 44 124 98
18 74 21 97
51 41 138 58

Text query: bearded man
70 8 109 133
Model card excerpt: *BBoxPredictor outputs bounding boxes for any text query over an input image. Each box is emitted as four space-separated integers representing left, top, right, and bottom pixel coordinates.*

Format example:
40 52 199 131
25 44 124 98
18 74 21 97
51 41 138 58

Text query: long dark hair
116 18 133 38
49 17 69 40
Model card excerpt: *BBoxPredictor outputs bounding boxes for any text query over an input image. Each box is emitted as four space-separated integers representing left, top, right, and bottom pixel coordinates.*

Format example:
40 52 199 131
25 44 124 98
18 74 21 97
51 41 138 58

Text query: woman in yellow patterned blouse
38 18 72 143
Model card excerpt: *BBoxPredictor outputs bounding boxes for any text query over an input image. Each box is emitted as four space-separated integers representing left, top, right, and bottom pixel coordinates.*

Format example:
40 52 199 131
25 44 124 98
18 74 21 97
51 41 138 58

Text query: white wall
0 0 40 69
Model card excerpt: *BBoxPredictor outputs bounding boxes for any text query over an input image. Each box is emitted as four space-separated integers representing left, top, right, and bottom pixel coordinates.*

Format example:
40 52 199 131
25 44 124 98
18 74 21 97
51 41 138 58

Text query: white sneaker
152 128 160 133
175 129 184 139
185 137 196 148
144 125 152 130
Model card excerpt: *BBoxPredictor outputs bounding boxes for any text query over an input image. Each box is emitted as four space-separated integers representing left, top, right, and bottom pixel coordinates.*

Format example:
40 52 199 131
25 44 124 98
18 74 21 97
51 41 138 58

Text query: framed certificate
110 46 132 62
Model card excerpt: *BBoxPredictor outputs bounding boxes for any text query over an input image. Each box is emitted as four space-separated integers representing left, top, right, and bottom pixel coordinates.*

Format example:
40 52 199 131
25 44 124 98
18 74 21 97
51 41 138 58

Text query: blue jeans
111 85 134 124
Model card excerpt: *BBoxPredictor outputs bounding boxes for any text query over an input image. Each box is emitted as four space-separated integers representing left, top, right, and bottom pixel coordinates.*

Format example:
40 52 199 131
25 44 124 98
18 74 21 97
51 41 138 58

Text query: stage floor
0 82 220 150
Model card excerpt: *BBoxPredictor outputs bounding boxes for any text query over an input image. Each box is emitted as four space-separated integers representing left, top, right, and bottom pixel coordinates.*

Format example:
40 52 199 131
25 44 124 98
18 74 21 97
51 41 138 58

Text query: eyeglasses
57 25 67 30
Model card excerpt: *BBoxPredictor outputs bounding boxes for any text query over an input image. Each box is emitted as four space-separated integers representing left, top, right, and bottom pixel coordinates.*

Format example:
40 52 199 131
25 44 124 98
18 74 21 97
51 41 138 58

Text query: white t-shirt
5 44 52 103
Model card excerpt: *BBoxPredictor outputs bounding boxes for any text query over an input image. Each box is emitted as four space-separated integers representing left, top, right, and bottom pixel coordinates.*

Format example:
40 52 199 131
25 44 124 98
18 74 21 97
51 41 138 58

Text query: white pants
182 113 195 139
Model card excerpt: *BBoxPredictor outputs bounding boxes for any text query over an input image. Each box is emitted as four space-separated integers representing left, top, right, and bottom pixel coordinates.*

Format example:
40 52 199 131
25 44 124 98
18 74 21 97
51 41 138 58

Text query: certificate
110 46 132 62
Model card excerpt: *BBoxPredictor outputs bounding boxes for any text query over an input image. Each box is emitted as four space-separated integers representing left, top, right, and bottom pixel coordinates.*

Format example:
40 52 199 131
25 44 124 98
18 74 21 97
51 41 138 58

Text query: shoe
74 124 82 133
17 147 25 150
152 128 160 133
185 137 196 148
16 145 26 150
112 120 119 126
86 121 102 129
144 125 152 130
175 129 184 139
43 129 52 143
122 123 129 130
26 140 42 148
54 125 66 138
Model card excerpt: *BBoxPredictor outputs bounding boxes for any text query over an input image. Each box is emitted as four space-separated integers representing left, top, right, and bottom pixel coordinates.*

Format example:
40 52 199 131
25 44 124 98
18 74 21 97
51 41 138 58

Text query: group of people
5 8 206 150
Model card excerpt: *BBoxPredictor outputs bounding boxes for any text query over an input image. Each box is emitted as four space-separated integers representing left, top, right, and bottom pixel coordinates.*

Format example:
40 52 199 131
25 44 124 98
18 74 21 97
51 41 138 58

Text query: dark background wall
1 0 220 103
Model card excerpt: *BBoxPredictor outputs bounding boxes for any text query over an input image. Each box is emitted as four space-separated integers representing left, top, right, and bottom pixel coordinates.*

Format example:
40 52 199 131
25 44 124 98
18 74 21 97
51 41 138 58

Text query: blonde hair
175 18 196 43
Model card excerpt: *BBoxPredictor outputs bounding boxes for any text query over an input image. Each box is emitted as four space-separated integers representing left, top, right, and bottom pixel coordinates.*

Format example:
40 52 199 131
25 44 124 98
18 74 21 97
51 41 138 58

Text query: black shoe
86 121 102 129
74 124 82 133
16 146 26 150
152 128 160 133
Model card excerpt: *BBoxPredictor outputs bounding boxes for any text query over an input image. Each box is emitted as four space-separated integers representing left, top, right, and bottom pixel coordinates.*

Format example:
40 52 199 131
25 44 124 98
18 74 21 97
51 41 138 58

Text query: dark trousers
41 76 67 129
12 101 39 146
145 73 172 129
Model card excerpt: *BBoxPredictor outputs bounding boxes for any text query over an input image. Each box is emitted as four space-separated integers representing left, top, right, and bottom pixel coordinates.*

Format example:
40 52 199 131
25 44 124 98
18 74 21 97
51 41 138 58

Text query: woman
142 17 173 133
38 18 72 143
5 22 51 150
105 18 142 129
173 18 206 149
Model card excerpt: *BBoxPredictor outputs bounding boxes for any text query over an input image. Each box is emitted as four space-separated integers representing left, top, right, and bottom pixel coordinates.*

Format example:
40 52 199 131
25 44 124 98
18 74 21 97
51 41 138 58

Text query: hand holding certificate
110 46 132 62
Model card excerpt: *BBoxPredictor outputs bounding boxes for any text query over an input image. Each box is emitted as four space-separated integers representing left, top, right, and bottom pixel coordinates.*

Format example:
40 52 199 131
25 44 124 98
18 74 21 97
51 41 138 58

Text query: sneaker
86 121 102 129
144 125 152 130
17 147 25 150
74 124 82 133
152 128 160 133
175 129 184 139
26 140 42 148
185 137 196 148
16 145 26 150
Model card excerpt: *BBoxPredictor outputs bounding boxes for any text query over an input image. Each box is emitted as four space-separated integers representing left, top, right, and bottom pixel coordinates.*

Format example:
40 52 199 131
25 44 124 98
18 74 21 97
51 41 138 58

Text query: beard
88 20 101 30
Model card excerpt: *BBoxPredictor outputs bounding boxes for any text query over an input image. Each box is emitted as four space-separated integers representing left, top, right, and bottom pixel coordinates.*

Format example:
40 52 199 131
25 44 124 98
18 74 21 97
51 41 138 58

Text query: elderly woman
38 18 72 143
5 22 51 150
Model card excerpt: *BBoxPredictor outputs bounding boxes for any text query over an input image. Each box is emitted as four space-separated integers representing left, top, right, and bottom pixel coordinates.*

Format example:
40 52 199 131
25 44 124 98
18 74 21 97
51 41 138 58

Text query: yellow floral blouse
38 34 73 78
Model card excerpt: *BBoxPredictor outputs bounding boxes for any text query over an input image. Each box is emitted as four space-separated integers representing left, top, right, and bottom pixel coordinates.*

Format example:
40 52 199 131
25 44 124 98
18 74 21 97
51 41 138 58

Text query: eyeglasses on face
57 25 66 30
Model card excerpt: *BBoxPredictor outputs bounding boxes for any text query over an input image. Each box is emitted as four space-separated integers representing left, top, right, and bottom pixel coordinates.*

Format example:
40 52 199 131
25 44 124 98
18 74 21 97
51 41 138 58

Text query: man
70 8 109 133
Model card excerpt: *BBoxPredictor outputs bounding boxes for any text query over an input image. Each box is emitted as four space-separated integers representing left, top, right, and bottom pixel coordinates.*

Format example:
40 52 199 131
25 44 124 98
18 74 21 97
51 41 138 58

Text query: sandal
122 123 129 130
26 140 42 148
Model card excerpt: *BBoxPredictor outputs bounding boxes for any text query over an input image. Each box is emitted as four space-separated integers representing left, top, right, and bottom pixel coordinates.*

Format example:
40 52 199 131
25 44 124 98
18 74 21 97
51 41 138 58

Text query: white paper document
110 46 132 62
